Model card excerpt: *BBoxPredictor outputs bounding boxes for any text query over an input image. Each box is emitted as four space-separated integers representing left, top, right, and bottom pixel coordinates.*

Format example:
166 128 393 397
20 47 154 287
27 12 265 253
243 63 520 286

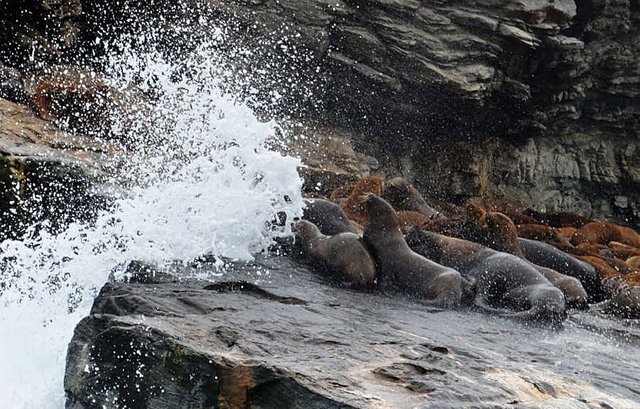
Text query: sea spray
0 26 305 408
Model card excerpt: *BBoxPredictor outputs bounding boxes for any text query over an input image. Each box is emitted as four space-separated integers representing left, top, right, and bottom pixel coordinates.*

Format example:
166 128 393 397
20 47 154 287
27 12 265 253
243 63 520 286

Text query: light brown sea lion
406 229 567 324
627 256 640 269
576 242 615 259
382 177 442 219
608 241 640 260
396 210 431 234
556 226 577 239
571 222 640 248
363 195 463 307
293 220 376 287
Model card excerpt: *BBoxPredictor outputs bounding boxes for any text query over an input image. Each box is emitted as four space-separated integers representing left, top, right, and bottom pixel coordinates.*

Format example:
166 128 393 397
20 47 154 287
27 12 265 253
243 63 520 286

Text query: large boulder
64 256 640 408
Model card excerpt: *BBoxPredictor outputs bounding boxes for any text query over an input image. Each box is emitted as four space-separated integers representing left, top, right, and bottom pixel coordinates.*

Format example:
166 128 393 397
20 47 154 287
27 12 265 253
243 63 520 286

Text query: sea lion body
532 264 588 309
406 229 566 323
363 196 463 307
302 198 355 236
608 241 640 260
518 238 603 302
293 220 376 287
571 222 640 248
628 256 640 269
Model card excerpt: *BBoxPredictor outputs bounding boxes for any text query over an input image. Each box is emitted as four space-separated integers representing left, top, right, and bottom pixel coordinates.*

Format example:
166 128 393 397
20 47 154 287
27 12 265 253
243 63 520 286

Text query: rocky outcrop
65 257 640 408
0 98 115 240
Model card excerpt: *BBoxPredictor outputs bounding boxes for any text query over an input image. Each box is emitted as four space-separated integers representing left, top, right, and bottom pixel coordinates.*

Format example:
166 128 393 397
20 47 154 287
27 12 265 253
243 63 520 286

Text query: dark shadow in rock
204 281 308 305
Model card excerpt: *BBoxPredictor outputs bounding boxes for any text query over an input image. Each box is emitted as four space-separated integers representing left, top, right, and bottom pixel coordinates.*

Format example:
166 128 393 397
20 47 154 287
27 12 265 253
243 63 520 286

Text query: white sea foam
0 30 304 408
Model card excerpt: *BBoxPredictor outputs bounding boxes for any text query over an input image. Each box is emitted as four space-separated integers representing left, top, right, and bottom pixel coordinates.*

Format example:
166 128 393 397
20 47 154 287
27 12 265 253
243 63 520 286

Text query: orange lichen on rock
571 222 640 248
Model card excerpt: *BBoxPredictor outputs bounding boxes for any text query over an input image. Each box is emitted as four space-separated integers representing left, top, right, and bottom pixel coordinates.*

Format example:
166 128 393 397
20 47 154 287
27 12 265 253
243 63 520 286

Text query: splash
0 26 304 408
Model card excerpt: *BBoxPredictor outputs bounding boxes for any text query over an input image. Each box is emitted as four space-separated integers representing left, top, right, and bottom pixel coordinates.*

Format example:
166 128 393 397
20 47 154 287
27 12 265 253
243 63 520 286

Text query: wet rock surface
0 98 116 240
65 256 640 408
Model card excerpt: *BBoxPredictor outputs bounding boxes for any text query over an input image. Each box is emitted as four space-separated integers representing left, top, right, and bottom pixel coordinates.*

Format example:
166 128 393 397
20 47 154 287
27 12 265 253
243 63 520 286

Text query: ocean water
0 27 304 408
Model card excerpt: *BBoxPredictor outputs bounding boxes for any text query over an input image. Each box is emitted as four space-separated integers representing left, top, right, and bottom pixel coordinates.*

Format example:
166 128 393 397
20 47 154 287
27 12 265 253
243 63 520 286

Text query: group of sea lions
292 176 640 324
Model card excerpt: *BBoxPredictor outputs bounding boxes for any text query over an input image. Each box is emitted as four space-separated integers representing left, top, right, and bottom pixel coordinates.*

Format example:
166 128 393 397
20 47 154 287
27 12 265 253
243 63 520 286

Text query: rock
0 98 116 240
131 0 636 228
281 123 379 196
0 0 82 67
65 256 640 408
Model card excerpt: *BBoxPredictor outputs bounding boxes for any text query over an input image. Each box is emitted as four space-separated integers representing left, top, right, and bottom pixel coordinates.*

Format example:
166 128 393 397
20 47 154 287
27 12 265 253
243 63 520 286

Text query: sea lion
571 221 640 248
532 265 588 309
423 203 523 256
594 283 640 319
382 177 442 219
406 229 566 323
302 198 355 236
342 176 384 226
524 209 593 228
608 241 640 260
293 220 376 287
518 238 603 301
628 256 640 269
575 242 614 259
363 195 463 307
516 224 572 247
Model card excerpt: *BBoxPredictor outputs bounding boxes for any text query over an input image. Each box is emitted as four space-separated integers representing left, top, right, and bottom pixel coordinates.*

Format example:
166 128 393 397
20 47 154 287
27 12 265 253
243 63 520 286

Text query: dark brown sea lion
594 282 640 319
523 209 593 228
302 198 355 236
293 220 376 287
382 177 442 219
423 203 524 257
406 229 566 323
518 238 603 302
363 195 463 307
516 224 572 247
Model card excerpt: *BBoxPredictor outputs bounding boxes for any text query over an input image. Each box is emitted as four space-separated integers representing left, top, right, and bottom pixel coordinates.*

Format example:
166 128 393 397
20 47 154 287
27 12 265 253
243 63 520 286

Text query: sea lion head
292 220 322 242
364 195 400 226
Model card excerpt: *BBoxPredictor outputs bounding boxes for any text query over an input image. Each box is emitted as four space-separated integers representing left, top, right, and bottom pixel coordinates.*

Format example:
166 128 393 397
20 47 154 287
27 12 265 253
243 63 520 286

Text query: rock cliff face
1 0 638 227
194 0 640 227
